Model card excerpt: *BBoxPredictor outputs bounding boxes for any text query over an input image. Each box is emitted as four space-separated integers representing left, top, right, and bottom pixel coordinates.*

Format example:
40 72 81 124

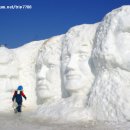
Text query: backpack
15 91 23 103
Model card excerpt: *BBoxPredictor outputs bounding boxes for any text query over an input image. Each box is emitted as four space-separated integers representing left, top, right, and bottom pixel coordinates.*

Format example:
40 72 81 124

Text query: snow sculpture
35 24 98 122
36 35 63 104
0 46 19 111
61 24 98 106
87 6 130 121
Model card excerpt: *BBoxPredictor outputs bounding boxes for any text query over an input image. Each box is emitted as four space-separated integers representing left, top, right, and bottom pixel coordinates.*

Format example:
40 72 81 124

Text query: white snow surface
0 5 130 129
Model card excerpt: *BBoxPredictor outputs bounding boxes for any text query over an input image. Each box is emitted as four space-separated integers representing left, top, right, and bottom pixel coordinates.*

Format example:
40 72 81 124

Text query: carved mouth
38 85 48 90
37 81 48 89
66 74 80 80
38 79 47 85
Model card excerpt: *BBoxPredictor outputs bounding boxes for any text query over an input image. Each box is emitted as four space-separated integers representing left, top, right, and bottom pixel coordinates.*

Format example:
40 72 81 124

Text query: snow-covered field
0 113 130 130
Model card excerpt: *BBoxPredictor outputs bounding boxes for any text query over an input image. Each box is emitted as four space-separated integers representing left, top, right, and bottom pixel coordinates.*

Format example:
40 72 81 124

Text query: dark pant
17 102 22 112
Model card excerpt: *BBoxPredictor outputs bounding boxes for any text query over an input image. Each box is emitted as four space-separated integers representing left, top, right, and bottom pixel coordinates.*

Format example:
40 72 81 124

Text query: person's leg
17 102 22 112
14 101 18 113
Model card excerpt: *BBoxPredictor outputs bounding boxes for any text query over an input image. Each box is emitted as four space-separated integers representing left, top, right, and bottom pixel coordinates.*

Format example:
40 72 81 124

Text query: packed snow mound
0 5 130 123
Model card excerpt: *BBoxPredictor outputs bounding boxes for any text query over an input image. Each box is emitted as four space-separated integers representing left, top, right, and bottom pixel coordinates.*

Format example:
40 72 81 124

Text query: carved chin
38 90 53 99
65 80 85 92
123 60 130 72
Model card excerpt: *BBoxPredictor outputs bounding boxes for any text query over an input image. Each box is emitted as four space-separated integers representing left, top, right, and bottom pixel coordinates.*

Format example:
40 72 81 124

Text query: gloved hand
24 96 27 100
12 97 14 102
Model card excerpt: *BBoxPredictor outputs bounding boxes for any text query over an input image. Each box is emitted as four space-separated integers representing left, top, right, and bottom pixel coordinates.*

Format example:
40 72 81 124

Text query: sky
0 0 129 48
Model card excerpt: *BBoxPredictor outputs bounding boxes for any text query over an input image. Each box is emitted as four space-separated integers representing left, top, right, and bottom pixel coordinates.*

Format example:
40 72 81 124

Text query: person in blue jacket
12 85 27 113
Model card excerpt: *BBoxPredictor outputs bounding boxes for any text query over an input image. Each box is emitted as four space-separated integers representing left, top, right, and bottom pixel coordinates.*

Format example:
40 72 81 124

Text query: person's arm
12 91 17 101
21 91 27 100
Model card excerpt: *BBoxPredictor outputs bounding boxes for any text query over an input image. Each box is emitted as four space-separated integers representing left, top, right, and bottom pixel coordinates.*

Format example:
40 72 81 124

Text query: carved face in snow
0 47 19 110
62 38 93 95
36 37 62 102
92 7 130 72
37 56 61 99
115 15 130 71
0 47 18 91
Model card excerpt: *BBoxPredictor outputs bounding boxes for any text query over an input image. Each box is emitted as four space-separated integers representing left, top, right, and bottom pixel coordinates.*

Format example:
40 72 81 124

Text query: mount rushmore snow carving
0 5 130 122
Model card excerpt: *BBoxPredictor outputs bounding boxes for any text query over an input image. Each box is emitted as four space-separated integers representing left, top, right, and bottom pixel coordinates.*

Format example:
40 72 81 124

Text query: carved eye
63 55 70 62
79 53 88 60
49 64 56 69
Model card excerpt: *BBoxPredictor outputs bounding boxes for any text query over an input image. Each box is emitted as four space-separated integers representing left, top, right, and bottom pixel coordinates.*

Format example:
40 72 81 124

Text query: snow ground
0 113 130 130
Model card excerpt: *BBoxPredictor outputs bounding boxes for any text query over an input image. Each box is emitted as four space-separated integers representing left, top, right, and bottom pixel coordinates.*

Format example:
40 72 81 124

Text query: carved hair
92 6 130 72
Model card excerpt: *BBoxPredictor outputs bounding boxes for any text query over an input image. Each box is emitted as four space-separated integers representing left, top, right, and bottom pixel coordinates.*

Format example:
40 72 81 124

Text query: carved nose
67 56 77 71
38 66 47 79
